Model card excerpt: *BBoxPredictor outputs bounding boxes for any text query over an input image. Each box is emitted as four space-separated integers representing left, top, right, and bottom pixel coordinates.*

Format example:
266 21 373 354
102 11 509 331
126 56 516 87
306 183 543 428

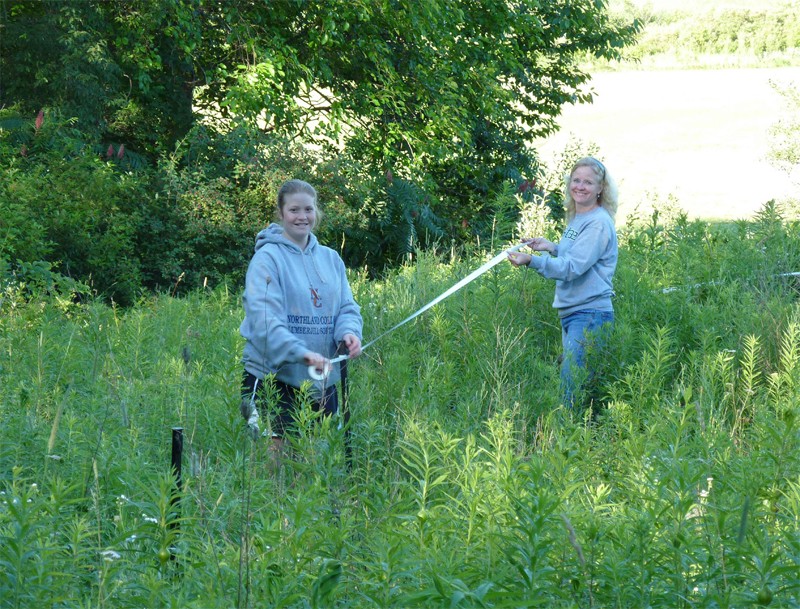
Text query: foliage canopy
2 0 636 165
0 0 637 300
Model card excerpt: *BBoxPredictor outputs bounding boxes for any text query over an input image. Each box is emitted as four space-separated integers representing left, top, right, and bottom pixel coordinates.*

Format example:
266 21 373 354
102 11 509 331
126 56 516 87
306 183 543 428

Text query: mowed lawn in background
535 67 800 222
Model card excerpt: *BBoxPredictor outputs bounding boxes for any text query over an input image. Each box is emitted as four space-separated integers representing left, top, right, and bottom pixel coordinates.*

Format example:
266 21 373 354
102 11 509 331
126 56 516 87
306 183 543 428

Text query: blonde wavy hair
563 157 619 223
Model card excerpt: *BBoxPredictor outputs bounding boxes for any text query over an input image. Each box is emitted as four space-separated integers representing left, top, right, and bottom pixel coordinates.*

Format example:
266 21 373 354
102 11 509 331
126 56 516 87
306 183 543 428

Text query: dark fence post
170 427 183 563
171 427 184 492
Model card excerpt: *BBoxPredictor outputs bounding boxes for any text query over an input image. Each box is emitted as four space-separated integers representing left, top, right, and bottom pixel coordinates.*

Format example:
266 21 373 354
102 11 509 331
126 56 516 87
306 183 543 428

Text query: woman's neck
576 202 600 215
283 232 309 249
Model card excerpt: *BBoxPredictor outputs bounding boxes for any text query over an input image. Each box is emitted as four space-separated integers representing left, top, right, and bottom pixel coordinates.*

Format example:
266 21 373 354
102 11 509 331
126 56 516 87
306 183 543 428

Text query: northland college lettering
286 314 334 325
286 313 333 336
288 326 333 335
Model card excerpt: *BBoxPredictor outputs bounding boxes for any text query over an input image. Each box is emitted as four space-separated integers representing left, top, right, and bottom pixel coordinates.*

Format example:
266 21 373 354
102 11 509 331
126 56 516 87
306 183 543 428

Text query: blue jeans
560 310 614 408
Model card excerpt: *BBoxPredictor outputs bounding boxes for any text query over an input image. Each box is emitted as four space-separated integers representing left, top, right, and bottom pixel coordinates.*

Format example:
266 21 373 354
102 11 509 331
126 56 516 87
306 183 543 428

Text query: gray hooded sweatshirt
527 206 617 317
240 223 363 393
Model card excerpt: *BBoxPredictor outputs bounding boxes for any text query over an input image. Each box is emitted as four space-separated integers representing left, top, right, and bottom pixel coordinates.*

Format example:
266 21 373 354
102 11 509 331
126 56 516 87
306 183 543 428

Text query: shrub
768 78 800 183
139 125 322 294
0 108 146 305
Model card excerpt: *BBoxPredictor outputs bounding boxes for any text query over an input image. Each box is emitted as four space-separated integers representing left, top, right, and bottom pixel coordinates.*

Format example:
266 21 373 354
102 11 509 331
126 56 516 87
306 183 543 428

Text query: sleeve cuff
527 254 548 270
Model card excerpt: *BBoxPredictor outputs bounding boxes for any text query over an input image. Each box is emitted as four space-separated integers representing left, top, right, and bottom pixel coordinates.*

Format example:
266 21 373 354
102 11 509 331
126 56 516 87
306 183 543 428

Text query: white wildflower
101 550 121 562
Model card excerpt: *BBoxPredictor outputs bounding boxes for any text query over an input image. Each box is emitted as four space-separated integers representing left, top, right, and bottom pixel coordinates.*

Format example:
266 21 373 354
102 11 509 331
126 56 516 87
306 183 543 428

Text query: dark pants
241 371 339 438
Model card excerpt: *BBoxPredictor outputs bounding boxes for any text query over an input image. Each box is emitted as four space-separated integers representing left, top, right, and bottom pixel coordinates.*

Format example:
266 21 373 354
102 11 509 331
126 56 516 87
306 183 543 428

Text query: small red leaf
107 144 114 159
35 110 44 131
117 144 125 159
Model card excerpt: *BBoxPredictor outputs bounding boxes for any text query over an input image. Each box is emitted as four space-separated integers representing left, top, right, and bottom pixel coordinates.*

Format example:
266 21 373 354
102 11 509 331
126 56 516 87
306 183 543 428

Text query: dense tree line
0 0 636 303
607 2 800 66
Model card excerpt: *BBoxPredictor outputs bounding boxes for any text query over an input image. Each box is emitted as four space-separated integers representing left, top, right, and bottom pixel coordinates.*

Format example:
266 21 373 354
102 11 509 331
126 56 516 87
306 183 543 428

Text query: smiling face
278 192 317 248
569 165 604 213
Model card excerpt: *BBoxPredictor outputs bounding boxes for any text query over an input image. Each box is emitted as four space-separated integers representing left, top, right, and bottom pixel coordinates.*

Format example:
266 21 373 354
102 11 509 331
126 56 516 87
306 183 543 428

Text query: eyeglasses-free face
570 165 604 212
279 192 317 247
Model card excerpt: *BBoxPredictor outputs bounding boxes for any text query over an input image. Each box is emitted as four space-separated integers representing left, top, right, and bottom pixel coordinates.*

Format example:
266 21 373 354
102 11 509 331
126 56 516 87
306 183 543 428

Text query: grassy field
3 201 800 607
535 67 800 223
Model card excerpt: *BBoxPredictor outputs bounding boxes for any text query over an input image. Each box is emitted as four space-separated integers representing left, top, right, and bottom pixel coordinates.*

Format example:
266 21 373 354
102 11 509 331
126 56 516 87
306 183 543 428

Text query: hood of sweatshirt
254 223 326 287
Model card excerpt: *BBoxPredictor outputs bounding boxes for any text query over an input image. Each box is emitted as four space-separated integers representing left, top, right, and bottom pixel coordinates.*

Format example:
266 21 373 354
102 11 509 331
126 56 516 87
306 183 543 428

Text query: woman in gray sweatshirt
508 157 618 409
240 179 363 442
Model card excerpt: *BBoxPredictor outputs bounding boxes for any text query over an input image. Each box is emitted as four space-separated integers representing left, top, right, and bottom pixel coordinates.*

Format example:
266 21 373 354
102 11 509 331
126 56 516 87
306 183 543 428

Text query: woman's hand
303 351 329 373
342 333 362 358
507 251 532 267
523 237 556 254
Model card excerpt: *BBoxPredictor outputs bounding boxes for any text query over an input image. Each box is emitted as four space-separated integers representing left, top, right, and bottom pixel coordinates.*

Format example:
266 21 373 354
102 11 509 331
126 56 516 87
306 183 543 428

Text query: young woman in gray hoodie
240 179 363 443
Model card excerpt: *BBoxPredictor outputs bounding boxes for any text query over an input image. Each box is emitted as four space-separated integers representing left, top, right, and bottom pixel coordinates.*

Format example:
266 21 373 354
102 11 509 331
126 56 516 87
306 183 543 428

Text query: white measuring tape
308 243 525 380
660 271 800 294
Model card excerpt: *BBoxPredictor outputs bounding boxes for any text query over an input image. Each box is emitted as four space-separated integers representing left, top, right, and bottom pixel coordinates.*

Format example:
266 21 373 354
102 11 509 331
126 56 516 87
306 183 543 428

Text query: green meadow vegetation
3 198 800 608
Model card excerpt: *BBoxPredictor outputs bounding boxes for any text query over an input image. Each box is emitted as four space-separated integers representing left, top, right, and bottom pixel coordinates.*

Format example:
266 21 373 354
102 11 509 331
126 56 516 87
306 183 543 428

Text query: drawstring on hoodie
309 247 327 284
302 248 327 286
